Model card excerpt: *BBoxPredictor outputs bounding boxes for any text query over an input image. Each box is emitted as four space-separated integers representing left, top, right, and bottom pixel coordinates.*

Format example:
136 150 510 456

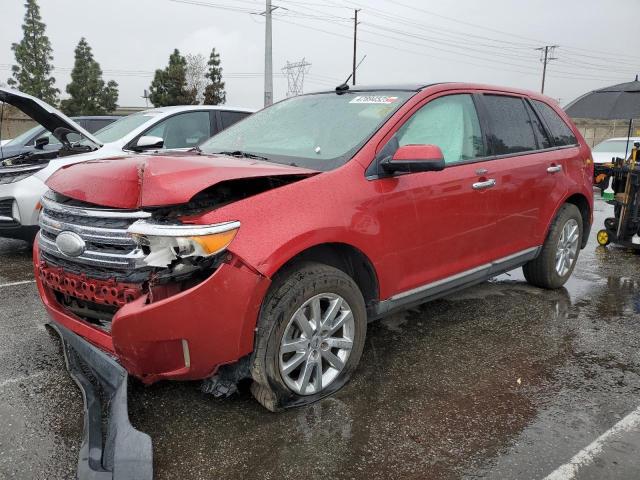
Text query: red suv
35 83 593 413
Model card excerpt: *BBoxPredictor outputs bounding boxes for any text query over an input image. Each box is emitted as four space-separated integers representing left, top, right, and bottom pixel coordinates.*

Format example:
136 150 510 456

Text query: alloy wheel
279 293 355 396
555 218 580 276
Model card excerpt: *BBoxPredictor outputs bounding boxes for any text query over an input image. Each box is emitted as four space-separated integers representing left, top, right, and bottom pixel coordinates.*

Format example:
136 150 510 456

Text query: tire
523 203 583 289
250 262 367 412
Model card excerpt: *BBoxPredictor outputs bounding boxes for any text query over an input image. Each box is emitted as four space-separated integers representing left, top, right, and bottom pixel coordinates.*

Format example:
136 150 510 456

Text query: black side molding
370 247 541 319
49 322 153 480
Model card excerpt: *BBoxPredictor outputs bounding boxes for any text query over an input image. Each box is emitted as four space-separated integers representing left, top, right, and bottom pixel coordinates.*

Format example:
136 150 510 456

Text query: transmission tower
282 58 312 97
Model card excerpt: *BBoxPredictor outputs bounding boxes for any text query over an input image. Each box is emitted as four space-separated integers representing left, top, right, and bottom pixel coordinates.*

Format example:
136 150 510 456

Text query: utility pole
352 9 360 86
536 45 558 94
262 0 278 107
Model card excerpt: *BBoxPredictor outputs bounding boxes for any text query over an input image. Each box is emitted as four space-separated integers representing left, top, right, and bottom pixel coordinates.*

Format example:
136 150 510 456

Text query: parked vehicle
0 139 11 146
0 116 119 160
0 87 254 241
35 83 593 444
591 136 640 164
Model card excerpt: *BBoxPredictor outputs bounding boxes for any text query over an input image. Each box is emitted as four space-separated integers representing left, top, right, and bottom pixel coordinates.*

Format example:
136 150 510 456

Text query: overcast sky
1 0 638 109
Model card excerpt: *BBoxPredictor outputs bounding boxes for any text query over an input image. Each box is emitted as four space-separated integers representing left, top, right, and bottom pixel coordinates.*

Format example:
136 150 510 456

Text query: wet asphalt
0 197 639 480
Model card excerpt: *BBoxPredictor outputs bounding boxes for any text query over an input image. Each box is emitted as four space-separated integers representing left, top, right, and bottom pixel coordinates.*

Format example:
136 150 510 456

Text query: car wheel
523 203 583 289
250 262 366 411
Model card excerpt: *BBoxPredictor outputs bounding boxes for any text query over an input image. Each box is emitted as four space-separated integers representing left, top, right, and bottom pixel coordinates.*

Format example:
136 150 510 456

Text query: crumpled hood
46 153 318 208
0 87 101 148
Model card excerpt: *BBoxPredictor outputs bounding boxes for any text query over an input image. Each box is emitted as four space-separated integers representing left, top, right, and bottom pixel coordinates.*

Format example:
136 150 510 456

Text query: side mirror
133 135 164 151
382 144 445 174
34 136 50 150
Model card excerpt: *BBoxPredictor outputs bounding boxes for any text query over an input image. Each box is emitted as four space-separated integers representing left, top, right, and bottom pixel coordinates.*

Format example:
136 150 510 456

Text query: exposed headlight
128 220 240 267
0 164 48 185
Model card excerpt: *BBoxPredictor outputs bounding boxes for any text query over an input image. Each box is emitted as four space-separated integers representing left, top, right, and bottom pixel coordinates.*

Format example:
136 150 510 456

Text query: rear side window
482 95 537 155
396 94 485 164
220 111 249 130
532 100 578 147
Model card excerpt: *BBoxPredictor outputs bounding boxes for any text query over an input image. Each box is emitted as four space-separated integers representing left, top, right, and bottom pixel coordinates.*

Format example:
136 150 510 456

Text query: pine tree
203 48 226 105
8 0 59 104
60 38 119 115
149 49 193 107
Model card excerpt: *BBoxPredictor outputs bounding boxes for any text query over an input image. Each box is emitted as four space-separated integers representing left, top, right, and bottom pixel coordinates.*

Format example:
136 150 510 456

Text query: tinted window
396 94 485 164
483 95 537 155
220 111 249 129
85 118 116 133
524 101 551 149
532 100 578 146
144 111 211 149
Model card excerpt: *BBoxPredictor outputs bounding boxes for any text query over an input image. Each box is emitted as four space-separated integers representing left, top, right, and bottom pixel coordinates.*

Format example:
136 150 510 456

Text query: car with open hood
33 82 593 478
0 87 254 241
0 115 119 160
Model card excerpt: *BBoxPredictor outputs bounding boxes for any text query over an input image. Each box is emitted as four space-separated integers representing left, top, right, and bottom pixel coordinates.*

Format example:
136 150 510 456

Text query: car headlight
0 164 48 185
128 220 240 267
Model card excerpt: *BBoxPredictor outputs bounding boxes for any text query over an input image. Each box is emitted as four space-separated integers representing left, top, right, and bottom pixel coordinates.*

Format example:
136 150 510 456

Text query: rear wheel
250 262 366 411
523 203 583 289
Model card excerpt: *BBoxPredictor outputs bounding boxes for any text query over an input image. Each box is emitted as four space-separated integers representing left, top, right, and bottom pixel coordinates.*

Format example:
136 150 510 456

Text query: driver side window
396 94 485 164
144 111 211 149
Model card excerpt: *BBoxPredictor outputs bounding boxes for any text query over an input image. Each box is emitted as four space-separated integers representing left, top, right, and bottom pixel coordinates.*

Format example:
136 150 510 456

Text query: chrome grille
38 193 150 273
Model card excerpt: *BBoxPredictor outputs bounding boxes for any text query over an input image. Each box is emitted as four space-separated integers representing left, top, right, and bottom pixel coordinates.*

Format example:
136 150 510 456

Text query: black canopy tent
570 77 640 248
565 77 640 159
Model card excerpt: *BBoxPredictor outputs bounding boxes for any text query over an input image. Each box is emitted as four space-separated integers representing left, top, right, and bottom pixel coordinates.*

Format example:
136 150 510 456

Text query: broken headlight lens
128 220 240 267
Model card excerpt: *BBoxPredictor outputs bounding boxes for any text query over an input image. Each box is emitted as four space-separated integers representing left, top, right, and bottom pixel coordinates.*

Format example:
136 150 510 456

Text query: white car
0 139 11 146
0 87 254 241
592 137 640 164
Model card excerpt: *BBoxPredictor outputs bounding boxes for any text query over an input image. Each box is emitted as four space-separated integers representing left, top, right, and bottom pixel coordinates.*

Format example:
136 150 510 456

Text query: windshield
6 125 43 146
92 112 160 143
593 139 636 153
199 91 414 170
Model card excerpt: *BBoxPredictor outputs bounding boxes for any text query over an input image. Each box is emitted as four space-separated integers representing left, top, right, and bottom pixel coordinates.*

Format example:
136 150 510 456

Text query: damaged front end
37 189 237 331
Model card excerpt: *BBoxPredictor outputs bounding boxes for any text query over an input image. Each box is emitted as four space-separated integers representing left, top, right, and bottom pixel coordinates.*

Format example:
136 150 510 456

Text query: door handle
547 165 562 173
472 179 496 190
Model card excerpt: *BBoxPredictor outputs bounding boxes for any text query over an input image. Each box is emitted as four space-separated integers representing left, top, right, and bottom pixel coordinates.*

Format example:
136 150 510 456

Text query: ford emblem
55 231 86 257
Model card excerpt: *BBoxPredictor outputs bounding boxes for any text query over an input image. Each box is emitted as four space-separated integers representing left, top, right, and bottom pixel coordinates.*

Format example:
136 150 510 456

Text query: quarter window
483 95 537 155
532 100 578 147
396 94 485 164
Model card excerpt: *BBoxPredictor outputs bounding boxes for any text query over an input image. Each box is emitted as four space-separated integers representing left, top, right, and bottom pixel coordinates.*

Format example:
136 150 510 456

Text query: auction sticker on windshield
349 96 399 104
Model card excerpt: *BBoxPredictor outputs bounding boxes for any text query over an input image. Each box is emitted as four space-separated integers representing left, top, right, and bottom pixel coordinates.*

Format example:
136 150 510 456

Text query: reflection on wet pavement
1 198 639 479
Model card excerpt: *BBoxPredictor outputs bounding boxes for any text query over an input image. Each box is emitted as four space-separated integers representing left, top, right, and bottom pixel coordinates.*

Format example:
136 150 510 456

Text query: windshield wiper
216 150 270 161
188 146 203 154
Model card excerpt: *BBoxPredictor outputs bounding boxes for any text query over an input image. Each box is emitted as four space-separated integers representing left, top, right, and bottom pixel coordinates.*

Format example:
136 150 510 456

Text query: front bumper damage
50 322 153 480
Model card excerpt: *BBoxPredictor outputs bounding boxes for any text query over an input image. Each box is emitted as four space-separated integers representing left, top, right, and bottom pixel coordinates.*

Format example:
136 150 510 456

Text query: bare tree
185 53 207 105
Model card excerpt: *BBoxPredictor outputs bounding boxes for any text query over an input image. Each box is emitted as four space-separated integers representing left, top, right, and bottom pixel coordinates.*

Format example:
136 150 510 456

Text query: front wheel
523 203 583 289
250 262 366 411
